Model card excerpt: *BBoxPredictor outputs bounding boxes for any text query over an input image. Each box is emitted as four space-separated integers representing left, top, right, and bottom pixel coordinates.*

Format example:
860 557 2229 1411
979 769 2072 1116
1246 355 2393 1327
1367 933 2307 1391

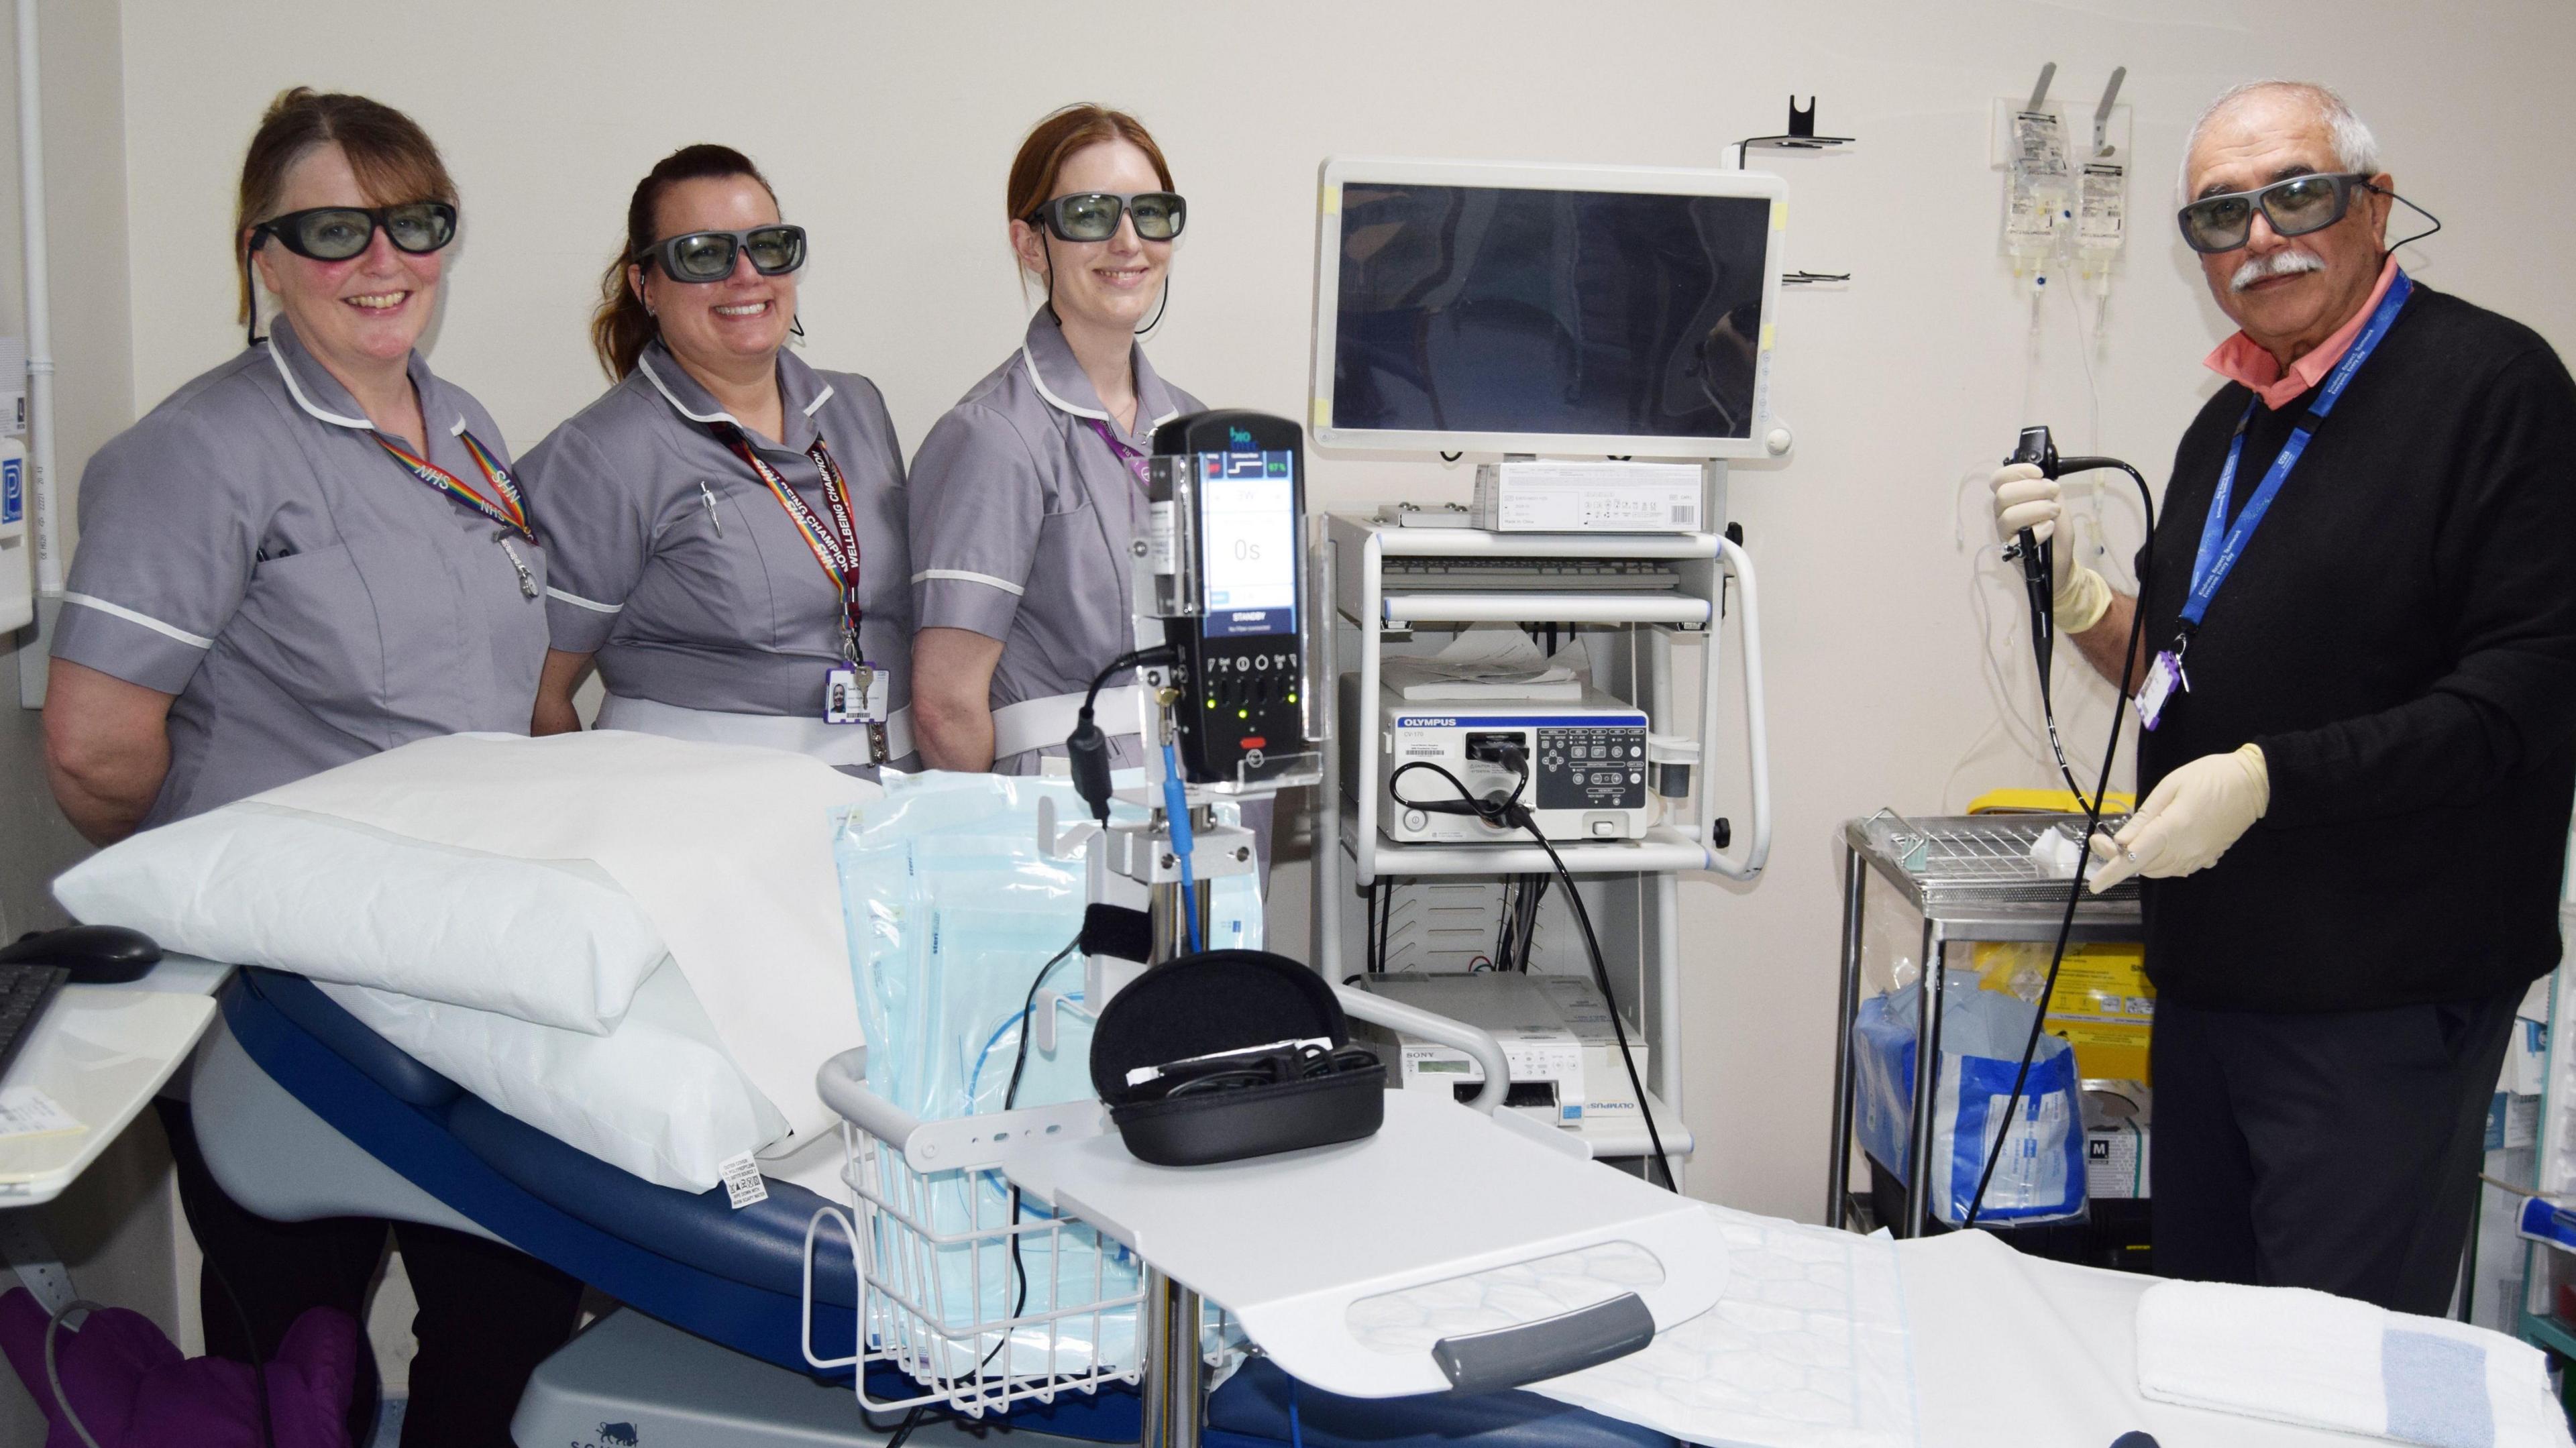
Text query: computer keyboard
0 964 68 1085
1381 557 1682 592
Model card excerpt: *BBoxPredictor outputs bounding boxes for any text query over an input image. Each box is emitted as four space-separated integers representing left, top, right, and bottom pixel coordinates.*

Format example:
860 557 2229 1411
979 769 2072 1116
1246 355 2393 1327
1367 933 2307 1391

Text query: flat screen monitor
1309 159 1786 459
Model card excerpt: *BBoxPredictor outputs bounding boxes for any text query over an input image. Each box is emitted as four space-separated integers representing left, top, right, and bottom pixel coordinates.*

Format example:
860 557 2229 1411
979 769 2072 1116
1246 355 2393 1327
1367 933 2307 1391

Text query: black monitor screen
1330 185 1770 441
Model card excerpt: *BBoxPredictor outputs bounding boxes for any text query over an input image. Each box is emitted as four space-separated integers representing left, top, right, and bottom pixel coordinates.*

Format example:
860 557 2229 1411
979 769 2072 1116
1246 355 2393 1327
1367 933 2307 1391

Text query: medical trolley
1829 810 2144 1239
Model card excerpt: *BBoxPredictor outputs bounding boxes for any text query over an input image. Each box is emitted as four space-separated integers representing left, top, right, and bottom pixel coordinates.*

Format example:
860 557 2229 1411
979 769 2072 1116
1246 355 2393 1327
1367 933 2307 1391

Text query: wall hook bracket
1734 95 1854 168
2025 62 2057 113
2092 66 2128 156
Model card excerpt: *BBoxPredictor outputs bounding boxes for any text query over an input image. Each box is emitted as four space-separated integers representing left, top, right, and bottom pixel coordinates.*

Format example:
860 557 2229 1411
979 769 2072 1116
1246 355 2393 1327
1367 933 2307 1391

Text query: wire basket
803 1114 1146 1418
1857 810 2140 907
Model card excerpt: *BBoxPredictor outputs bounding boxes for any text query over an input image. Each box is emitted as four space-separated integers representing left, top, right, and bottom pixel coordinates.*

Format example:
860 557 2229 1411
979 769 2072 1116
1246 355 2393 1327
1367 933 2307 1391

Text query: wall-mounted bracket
2026 62 2057 113
1734 95 1853 168
2092 66 2127 158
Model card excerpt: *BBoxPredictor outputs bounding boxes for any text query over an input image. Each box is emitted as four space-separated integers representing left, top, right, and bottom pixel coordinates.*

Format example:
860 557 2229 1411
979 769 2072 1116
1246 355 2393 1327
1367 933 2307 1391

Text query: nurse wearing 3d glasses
907 104 1203 777
44 87 576 1447
523 144 912 769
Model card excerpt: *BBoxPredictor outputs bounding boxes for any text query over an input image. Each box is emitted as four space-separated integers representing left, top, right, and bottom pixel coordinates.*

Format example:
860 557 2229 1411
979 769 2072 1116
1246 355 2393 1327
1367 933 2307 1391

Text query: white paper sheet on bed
1521 1216 2555 1448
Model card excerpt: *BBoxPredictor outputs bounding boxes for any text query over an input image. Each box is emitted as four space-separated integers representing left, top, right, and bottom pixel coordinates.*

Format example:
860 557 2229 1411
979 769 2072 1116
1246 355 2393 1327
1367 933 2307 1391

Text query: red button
1241 736 1267 748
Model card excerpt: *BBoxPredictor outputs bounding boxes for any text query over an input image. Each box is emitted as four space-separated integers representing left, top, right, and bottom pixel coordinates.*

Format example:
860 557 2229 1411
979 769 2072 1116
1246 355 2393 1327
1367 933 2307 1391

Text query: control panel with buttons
1532 724 1650 814
1347 681 1656 844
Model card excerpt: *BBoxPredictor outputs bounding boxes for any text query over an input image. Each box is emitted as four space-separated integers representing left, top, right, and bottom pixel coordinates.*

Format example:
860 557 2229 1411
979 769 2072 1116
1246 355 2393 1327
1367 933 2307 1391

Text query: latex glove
2087 744 2270 892
1990 463 2111 633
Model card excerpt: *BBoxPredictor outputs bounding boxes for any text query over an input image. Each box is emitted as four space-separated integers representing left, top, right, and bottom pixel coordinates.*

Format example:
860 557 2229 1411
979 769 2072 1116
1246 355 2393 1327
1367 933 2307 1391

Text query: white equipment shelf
1012 1088 1723 1398
814 1048 1729 1404
1307 510 1772 1186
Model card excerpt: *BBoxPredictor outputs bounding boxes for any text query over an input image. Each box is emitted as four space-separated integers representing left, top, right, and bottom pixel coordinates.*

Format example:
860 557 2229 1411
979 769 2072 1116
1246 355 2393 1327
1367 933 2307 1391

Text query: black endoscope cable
1066 646 1180 826
1389 755 1676 1190
1962 455 2156 1231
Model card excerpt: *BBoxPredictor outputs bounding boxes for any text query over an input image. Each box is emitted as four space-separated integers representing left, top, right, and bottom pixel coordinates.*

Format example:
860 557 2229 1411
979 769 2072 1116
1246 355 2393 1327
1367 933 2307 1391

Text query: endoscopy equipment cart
796 504 1737 1444
1307 510 1773 1181
1829 811 2142 1238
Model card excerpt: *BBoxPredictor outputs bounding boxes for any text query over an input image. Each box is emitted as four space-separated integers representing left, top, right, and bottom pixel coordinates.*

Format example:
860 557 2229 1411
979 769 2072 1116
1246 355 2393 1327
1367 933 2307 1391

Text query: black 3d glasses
2176 172 2378 254
635 225 808 282
1026 191 1186 243
254 203 457 262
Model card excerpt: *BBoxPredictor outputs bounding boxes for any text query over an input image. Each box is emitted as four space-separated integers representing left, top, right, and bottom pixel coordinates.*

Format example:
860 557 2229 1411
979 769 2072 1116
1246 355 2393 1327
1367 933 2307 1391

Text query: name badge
2135 650 2186 732
825 663 891 726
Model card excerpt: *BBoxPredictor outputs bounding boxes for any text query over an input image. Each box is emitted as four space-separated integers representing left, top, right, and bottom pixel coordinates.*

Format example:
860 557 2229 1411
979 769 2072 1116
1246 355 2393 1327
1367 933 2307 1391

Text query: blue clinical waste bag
1851 972 2087 1227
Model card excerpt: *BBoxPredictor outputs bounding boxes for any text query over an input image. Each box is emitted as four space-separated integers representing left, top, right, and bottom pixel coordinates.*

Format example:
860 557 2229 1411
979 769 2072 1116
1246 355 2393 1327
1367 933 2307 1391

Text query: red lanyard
707 424 865 659
372 430 534 543
1081 416 1152 496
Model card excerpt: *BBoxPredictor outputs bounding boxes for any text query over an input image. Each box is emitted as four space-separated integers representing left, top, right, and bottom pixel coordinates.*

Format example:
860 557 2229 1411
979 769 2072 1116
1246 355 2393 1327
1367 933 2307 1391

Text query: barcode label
1670 502 1696 526
717 1152 769 1210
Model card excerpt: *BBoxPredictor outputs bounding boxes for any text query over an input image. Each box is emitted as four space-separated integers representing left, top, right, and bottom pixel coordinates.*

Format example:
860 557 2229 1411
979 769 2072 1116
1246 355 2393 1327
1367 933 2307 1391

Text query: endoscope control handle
2000 425 2060 569
2004 426 2059 647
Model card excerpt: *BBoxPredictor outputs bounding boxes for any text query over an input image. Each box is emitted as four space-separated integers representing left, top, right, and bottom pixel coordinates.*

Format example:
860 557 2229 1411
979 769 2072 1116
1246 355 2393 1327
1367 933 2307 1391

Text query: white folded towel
2136 1280 2573 1447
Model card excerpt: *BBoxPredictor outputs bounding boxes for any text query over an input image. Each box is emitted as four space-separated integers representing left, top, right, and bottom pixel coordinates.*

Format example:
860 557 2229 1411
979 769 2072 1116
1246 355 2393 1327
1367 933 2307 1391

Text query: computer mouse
2110 1434 2161 1448
0 925 164 984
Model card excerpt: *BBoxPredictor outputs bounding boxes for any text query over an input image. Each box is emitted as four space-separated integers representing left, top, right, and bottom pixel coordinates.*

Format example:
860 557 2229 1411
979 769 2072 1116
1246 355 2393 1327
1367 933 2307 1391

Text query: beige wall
101 1 2576 1231
0 0 131 942
0 3 164 1439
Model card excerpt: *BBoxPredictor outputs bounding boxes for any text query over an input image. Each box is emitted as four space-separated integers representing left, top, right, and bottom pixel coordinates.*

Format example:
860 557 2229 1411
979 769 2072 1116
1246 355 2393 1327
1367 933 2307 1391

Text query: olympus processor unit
1344 682 1653 844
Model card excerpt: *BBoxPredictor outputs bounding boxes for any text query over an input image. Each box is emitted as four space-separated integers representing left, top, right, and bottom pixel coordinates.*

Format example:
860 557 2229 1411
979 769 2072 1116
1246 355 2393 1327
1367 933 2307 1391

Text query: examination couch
199 966 1674 1447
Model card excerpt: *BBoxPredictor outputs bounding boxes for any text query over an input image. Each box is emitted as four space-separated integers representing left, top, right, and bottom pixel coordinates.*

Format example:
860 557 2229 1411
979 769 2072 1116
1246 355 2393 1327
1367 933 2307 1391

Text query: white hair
2178 80 2381 202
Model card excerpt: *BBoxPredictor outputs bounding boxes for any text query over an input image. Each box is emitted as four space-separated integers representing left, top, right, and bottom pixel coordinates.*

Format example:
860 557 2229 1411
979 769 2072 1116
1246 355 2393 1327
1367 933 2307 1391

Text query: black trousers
2149 985 2524 1315
159 1099 584 1447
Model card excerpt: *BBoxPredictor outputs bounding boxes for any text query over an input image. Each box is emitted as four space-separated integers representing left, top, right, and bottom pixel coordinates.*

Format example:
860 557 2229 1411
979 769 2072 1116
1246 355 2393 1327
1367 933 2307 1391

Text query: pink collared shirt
2203 254 2401 410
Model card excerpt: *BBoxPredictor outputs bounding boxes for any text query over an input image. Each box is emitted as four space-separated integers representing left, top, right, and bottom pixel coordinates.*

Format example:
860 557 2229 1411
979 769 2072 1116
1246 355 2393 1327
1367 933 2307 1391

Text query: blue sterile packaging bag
1851 970 2087 1226
830 771 1261 1378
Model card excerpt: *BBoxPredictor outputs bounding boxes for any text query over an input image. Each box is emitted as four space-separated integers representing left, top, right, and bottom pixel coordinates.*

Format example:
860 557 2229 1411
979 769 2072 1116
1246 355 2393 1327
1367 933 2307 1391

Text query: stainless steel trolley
1827 812 2143 1237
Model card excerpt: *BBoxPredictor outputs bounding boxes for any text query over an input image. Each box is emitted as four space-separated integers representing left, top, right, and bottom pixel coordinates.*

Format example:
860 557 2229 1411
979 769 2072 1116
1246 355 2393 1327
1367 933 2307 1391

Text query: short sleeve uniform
908 308 1200 773
50 316 548 828
521 342 911 761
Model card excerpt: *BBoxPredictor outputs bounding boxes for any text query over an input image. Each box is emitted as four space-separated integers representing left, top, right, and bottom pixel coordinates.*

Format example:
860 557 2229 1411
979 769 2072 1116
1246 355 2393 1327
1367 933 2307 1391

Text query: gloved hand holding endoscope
2086 743 2270 892
1990 463 2115 634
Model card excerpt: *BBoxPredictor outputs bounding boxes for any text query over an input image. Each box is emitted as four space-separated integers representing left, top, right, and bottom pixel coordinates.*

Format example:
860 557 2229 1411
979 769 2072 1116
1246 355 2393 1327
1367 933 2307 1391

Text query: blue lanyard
2182 268 2413 636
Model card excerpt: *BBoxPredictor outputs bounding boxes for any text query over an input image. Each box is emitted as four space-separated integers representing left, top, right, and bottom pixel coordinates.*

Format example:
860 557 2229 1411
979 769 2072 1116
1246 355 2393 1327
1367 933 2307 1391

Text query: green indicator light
1287 693 1299 704
1206 698 1216 708
1238 709 1249 719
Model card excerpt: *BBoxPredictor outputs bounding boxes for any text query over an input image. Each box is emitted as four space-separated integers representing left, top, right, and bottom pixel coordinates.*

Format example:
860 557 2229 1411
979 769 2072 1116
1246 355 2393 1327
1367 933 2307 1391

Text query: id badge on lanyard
711 424 892 759
2138 269 2413 732
2137 649 2186 731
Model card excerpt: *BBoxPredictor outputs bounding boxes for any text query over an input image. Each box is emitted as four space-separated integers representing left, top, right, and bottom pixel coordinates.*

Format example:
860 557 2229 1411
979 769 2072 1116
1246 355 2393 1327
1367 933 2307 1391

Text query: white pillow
319 960 789 1192
55 800 665 1035
236 730 875 1142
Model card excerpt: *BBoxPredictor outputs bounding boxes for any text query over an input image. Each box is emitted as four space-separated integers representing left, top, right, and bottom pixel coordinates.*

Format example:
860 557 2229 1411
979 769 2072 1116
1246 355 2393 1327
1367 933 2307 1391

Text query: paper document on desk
0 1088 82 1141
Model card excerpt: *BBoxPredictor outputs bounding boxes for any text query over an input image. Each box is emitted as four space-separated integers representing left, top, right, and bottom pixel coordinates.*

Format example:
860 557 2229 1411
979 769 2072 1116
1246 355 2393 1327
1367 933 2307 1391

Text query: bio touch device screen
1331 185 1771 441
1197 448 1298 638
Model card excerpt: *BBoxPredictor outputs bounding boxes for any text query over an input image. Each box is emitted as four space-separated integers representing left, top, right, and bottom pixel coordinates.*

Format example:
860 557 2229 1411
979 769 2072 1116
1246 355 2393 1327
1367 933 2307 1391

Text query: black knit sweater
2131 282 2576 1013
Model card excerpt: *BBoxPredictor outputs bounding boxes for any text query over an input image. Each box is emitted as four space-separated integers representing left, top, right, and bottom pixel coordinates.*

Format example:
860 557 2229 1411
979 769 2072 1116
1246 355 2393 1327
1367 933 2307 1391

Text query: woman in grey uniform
524 144 912 769
41 90 578 1445
909 105 1202 774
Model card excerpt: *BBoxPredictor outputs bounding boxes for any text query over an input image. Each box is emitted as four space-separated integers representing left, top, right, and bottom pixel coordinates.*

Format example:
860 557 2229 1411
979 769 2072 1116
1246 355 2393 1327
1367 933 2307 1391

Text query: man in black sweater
1989 80 2576 1313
